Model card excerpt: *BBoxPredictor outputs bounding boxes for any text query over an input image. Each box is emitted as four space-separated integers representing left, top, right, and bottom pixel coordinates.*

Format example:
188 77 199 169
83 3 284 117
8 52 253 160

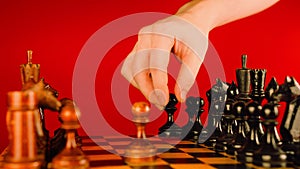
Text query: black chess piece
250 69 267 104
214 98 235 152
226 101 247 155
294 143 300 166
265 77 279 103
182 96 204 142
202 98 224 147
201 79 228 146
237 101 263 163
158 93 182 137
253 102 287 168
236 54 251 101
272 76 300 161
227 81 239 101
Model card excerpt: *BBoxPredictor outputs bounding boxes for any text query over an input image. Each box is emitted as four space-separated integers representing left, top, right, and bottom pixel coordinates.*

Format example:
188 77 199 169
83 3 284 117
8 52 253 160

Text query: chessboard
41 135 294 169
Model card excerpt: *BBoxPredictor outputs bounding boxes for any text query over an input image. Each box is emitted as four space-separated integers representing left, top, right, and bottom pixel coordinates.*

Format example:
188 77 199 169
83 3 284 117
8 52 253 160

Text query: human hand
121 0 279 109
121 14 209 109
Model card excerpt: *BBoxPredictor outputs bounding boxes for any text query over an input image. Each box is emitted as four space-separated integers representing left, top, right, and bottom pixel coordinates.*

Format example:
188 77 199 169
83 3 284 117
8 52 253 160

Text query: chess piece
125 102 157 164
250 69 267 104
214 98 235 152
20 50 49 161
48 98 82 162
273 76 300 160
20 50 40 85
237 101 263 163
182 96 204 142
253 102 287 168
294 142 300 166
52 99 89 169
236 54 251 101
3 91 43 169
265 77 279 103
158 93 182 137
226 101 247 155
201 79 228 146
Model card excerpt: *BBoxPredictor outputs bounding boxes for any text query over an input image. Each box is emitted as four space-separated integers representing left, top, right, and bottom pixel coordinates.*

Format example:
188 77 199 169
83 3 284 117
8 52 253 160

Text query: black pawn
158 93 182 137
182 97 204 142
237 101 263 163
214 99 235 152
226 101 247 155
253 102 287 168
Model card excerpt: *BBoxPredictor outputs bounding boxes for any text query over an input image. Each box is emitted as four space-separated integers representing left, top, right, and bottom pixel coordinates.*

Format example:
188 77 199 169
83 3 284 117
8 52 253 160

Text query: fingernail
180 90 187 102
154 89 167 106
155 104 165 111
149 89 167 110
149 90 159 105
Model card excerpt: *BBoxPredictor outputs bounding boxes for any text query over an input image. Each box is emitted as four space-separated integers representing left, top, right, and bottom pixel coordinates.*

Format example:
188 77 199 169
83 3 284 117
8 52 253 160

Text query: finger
149 35 174 107
121 45 139 88
174 47 203 102
134 70 154 103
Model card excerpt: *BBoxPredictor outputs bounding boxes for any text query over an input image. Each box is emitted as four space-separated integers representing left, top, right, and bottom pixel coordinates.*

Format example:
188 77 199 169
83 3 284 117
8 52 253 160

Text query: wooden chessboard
0 135 297 169
68 136 296 169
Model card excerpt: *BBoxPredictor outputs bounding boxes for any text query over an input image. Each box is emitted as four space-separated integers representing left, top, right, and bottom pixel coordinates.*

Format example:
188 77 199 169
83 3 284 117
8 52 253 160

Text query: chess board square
89 159 125 167
175 144 204 148
90 166 131 169
108 141 131 146
158 148 184 153
179 148 215 153
178 140 196 144
189 152 226 158
82 145 114 151
170 164 216 169
84 150 113 155
126 158 169 167
115 148 125 155
82 145 106 151
211 164 251 169
87 154 122 161
198 157 240 164
158 152 194 159
162 158 203 164
82 142 110 147
131 165 173 169
110 145 130 150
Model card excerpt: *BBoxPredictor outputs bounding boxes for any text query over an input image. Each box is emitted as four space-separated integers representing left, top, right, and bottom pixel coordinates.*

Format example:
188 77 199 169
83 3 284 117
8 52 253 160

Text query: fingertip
148 88 169 108
174 84 187 103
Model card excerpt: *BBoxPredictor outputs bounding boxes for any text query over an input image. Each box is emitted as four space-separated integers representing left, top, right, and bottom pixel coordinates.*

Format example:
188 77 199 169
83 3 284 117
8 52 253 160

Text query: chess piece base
124 156 157 165
159 123 182 138
253 150 287 168
3 161 41 169
124 138 157 164
52 148 89 169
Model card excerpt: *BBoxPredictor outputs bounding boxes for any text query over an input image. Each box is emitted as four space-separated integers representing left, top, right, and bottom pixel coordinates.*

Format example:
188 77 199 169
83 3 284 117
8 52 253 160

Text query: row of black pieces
158 93 205 141
203 79 300 168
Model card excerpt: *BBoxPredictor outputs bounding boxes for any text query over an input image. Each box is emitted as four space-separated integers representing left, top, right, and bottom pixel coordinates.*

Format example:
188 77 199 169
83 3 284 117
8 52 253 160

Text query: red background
0 0 300 152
